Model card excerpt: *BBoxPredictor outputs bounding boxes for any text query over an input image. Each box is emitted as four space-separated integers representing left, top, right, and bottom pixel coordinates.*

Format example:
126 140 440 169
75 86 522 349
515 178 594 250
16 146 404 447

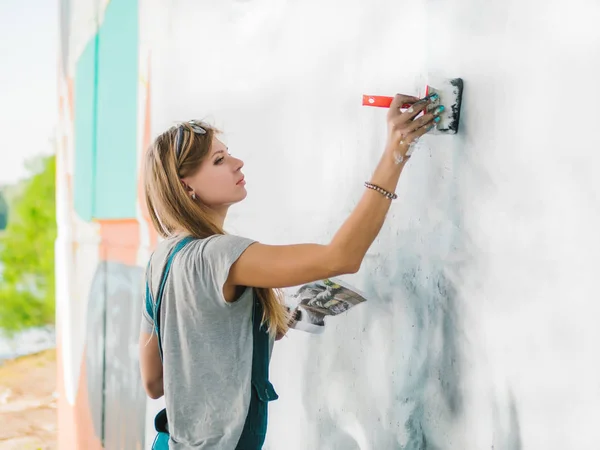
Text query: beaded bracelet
364 182 398 200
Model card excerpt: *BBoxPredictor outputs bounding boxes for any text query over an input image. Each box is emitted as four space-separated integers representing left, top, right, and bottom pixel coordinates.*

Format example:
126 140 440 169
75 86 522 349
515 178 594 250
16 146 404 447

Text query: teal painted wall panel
73 35 98 222
95 0 139 219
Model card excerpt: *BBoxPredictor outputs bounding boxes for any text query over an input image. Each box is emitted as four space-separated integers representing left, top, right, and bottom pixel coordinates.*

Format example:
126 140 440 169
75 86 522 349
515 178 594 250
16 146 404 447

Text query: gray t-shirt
141 234 272 449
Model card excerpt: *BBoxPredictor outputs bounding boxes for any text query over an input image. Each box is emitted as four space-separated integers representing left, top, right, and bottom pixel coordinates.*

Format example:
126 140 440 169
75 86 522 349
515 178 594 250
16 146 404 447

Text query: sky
0 0 58 186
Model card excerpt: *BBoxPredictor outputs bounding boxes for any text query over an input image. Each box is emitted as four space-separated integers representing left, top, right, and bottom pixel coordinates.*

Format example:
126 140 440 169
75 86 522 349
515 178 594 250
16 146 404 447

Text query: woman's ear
180 179 196 200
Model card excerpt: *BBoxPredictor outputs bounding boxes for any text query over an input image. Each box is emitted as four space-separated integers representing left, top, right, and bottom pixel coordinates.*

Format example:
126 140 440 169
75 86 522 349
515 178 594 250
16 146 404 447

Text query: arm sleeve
140 305 155 334
191 234 257 306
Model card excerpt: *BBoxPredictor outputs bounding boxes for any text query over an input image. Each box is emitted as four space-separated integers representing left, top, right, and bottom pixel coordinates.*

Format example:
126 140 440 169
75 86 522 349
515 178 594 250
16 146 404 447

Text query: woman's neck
170 206 229 238
210 206 228 229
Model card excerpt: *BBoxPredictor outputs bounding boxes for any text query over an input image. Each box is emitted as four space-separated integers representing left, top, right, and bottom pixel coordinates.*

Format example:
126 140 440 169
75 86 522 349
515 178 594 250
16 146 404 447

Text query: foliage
0 191 7 231
0 155 56 335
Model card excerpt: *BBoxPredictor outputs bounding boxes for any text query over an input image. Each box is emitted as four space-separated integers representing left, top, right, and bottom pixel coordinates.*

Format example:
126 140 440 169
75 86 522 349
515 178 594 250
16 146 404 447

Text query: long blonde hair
143 120 289 338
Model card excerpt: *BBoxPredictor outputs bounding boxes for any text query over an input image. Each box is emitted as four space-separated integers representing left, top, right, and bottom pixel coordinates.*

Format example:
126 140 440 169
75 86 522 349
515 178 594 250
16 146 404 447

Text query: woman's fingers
387 94 420 120
405 105 444 133
405 93 440 118
389 93 439 126
406 119 437 142
385 93 441 156
390 94 420 110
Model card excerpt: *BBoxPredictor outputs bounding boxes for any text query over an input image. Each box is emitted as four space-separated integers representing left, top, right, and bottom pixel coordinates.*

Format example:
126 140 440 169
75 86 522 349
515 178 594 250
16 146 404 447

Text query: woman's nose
234 157 244 171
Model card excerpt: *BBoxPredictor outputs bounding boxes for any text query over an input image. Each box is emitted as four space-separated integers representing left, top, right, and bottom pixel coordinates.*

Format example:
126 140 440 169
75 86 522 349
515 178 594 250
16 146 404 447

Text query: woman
139 93 443 449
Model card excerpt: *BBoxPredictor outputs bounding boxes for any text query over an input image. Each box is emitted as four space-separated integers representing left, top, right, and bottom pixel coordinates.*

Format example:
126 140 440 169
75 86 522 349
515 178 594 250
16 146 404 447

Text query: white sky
0 0 57 186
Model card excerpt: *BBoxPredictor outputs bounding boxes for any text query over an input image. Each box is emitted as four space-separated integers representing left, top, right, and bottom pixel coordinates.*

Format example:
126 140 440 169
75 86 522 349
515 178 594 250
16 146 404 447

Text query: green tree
0 155 56 335
0 191 8 231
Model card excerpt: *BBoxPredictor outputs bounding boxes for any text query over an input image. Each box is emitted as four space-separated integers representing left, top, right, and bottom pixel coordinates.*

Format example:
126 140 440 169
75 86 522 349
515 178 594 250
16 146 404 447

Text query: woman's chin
232 189 248 204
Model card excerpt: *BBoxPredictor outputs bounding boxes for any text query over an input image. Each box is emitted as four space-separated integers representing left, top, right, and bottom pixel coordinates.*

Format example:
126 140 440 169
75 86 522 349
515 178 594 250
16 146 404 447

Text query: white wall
145 0 600 448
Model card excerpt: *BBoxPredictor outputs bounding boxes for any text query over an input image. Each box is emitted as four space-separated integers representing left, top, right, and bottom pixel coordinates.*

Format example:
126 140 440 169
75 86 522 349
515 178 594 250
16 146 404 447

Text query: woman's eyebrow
212 146 228 156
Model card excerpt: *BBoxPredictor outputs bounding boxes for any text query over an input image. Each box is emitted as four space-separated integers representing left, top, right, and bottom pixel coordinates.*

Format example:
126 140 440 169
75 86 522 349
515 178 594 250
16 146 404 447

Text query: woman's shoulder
151 233 256 270
183 234 256 256
173 234 257 304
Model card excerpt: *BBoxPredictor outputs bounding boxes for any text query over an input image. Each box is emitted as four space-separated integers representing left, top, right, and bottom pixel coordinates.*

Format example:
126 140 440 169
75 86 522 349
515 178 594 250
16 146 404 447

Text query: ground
0 349 57 450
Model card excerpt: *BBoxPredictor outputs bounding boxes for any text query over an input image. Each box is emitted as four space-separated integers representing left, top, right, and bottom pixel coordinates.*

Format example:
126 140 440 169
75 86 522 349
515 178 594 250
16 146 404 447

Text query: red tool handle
362 95 412 109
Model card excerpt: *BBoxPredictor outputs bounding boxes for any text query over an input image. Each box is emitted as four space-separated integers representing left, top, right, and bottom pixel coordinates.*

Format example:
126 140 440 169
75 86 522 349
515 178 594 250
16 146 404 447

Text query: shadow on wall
85 260 147 449
399 264 463 450
296 251 522 449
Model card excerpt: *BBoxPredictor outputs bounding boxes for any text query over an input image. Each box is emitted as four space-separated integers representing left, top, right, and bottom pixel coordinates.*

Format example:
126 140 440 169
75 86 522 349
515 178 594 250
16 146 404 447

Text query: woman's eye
215 157 225 165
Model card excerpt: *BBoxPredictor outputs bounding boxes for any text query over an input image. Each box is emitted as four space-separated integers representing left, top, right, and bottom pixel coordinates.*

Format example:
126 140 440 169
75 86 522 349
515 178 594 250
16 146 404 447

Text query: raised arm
228 93 441 290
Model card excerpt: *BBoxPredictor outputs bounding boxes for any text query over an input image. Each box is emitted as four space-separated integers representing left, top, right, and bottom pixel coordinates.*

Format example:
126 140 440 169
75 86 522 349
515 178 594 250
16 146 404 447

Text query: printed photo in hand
285 278 368 334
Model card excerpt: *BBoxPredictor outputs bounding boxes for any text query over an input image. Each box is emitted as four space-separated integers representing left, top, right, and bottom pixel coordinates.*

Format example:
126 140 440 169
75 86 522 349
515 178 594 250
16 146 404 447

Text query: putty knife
362 77 464 135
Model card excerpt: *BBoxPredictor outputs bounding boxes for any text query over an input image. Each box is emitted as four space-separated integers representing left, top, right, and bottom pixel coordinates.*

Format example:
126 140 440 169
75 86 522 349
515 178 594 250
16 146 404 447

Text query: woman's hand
275 330 287 340
275 307 302 340
385 93 442 163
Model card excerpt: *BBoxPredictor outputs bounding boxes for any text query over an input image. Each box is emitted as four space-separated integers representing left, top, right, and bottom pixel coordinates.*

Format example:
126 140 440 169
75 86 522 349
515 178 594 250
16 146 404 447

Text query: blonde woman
139 92 442 449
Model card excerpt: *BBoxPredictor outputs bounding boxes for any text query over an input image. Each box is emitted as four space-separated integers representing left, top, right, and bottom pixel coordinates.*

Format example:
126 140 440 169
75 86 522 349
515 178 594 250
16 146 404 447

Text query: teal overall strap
145 236 195 361
145 236 195 449
235 294 279 449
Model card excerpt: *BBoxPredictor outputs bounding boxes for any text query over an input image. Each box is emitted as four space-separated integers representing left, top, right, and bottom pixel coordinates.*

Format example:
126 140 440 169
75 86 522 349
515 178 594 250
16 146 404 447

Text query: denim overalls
235 296 278 449
148 237 277 450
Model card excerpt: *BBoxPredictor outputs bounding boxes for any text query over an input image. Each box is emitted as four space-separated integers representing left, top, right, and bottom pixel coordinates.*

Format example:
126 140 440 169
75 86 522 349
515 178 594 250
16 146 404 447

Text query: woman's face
182 136 247 208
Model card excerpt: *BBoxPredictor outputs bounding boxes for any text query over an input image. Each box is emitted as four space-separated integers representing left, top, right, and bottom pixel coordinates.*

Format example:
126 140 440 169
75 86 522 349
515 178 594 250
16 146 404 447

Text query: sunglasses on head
175 120 207 158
